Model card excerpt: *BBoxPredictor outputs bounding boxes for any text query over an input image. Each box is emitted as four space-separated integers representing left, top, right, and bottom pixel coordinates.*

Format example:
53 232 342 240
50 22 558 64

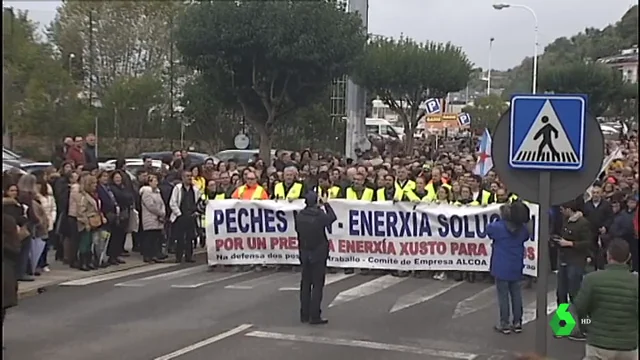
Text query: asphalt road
4 263 585 360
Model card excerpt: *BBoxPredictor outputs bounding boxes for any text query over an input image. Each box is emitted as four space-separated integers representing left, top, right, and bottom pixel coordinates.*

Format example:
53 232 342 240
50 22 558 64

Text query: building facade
597 46 639 83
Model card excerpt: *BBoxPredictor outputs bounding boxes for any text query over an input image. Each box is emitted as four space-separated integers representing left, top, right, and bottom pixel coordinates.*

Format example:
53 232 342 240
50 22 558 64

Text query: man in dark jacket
555 200 592 339
573 239 638 356
84 133 98 166
159 172 180 256
610 198 639 273
583 186 614 270
294 191 336 325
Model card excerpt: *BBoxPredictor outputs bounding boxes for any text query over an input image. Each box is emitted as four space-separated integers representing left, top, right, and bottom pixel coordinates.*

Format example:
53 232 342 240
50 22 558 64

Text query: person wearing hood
487 201 531 334
294 191 336 325
555 200 592 341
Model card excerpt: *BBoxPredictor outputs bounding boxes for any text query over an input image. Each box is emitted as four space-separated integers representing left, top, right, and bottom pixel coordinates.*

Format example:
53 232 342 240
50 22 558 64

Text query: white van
365 118 403 141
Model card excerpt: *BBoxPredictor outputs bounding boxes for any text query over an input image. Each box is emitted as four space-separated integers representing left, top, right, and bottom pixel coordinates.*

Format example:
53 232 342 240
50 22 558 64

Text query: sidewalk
18 240 207 299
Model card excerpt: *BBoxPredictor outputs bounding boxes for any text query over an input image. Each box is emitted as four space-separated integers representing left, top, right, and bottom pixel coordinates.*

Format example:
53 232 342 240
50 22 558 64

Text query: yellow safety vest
316 186 340 199
508 193 530 205
214 192 227 200
199 194 207 225
274 182 303 199
394 180 419 201
376 188 396 201
474 189 492 205
424 183 452 202
453 200 480 206
237 185 265 200
346 187 374 201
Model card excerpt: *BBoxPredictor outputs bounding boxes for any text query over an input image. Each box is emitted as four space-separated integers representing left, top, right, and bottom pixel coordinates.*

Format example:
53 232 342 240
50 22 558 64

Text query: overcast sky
4 0 638 70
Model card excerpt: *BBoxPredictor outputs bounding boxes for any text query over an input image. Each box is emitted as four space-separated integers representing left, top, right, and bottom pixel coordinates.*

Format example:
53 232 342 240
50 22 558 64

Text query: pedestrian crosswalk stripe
153 324 253 360
279 273 355 291
171 272 248 289
115 265 205 287
389 281 464 313
60 263 178 286
522 290 557 325
225 273 296 290
329 275 408 308
512 100 579 165
452 286 495 319
245 330 479 359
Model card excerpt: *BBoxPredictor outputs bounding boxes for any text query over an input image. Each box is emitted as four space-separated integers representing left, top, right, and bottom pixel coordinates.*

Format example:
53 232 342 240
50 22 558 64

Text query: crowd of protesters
2 130 638 353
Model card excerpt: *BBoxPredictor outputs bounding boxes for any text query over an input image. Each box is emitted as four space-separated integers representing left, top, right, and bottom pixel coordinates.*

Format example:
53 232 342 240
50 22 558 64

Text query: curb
18 249 208 300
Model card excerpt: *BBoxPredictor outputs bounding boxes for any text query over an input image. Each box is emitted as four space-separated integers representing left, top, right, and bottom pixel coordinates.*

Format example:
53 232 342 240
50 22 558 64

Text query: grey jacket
140 186 166 231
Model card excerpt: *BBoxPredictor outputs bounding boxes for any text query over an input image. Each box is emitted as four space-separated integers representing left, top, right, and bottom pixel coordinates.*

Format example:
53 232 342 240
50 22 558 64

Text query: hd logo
549 303 591 336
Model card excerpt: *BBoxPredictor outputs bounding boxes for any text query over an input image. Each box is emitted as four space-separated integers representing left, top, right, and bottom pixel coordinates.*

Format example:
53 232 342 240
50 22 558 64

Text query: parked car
214 149 279 167
3 163 27 175
20 162 55 174
3 147 51 173
138 151 218 166
104 158 167 176
98 162 137 181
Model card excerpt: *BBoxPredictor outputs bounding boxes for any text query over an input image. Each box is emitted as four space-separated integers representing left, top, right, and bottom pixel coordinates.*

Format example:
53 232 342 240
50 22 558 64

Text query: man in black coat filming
294 191 337 325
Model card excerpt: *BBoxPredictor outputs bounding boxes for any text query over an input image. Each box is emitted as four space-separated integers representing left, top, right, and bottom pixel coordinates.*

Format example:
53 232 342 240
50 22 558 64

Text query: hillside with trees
502 5 638 119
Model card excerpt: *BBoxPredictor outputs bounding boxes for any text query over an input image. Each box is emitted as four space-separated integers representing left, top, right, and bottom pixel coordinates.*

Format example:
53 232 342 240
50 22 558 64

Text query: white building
597 46 639 83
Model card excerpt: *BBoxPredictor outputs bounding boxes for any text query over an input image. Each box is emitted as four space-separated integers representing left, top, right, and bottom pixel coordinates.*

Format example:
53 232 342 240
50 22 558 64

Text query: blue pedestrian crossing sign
509 94 587 171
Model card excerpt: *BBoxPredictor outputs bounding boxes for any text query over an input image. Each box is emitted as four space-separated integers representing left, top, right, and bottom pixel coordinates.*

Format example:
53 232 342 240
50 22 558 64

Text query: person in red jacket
65 135 85 167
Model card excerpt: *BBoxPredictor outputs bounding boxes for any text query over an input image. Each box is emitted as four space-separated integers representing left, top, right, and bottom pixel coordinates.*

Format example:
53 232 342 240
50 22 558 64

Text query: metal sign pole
535 171 551 356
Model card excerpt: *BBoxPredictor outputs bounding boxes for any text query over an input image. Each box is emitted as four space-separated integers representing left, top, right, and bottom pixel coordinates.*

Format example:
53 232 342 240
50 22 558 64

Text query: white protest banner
206 200 539 277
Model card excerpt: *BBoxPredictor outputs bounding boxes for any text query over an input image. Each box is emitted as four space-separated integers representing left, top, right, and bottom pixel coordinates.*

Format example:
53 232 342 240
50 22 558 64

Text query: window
383 125 398 138
366 125 379 135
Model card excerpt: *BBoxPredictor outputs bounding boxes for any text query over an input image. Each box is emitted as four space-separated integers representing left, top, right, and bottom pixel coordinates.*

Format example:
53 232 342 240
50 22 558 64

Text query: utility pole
4 7 15 148
345 0 369 159
89 10 98 156
487 37 494 96
169 12 176 148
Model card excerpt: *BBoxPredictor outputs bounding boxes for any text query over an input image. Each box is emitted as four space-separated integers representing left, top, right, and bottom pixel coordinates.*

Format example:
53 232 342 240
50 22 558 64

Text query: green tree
462 94 508 132
174 0 366 161
180 75 243 150
99 74 166 155
353 37 472 151
539 61 625 117
503 5 638 102
3 9 90 146
48 1 186 141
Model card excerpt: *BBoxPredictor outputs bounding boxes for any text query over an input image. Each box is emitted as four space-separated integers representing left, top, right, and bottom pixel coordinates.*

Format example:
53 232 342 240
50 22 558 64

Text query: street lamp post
488 37 495 96
493 3 539 94
68 53 75 77
493 3 544 356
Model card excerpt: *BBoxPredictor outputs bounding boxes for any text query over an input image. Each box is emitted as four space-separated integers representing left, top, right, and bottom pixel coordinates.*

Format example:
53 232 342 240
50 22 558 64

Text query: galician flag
473 128 493 177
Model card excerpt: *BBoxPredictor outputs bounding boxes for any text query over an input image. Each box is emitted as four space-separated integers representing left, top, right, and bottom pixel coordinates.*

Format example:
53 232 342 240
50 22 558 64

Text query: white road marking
390 281 464 313
171 272 248 289
115 266 206 287
452 286 495 319
522 290 557 325
225 273 294 290
279 273 355 291
153 324 253 360
245 331 479 360
60 264 178 286
329 275 408 308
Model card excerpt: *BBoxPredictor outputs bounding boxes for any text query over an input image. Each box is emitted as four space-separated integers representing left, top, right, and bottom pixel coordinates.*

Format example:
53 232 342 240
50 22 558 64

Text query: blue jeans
496 279 523 327
556 263 584 304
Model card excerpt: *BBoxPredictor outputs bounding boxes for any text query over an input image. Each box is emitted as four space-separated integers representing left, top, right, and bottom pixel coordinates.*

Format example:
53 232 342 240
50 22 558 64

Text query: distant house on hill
597 46 639 83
